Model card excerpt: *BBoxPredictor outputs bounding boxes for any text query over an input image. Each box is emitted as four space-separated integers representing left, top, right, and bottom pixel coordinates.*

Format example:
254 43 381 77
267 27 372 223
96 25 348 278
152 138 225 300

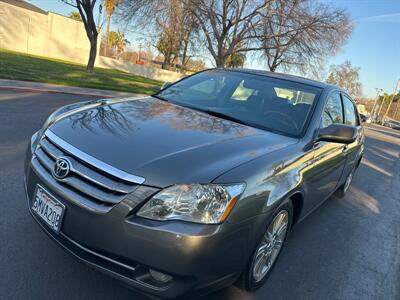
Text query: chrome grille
31 131 142 211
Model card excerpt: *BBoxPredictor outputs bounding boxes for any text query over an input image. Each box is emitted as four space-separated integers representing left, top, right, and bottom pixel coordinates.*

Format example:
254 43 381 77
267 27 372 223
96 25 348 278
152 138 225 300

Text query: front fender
213 143 312 225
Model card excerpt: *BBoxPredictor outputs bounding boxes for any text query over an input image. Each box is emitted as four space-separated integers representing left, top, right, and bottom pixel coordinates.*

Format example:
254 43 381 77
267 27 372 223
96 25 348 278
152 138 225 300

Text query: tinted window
321 93 343 128
157 70 321 136
343 95 358 126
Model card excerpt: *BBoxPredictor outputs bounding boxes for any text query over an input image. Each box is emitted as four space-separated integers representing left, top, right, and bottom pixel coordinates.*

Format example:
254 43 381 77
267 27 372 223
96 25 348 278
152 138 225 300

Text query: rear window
343 95 359 126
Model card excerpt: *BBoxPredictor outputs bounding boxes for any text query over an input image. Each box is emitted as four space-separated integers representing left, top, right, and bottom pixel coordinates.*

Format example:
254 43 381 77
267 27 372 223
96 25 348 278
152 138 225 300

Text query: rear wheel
240 201 293 290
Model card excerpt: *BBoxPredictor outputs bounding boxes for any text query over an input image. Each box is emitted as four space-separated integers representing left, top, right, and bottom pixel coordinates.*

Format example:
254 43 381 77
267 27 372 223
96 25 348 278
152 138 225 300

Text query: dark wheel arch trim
289 192 304 227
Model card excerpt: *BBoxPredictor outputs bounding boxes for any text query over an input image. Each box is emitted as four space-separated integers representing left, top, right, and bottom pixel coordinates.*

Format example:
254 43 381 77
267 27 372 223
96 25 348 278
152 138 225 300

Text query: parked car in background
359 113 369 123
25 69 364 298
384 118 400 130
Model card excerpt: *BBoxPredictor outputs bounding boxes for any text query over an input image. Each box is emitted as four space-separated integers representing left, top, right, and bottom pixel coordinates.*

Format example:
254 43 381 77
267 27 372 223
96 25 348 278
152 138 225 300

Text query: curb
0 85 125 98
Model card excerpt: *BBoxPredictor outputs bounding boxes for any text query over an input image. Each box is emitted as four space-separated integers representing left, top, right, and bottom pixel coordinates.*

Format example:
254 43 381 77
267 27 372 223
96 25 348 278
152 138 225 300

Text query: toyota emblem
52 157 71 180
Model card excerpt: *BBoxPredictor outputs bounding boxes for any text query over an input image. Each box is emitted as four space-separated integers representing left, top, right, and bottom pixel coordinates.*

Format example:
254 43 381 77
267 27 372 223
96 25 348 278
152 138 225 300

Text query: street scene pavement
1 89 399 300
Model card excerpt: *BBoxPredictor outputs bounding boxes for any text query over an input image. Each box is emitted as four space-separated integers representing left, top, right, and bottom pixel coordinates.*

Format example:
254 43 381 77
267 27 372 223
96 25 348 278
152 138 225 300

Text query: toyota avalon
24 69 364 298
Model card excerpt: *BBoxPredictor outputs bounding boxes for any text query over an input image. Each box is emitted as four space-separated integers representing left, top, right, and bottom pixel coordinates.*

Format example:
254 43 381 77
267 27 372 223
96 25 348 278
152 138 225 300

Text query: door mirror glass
317 124 357 144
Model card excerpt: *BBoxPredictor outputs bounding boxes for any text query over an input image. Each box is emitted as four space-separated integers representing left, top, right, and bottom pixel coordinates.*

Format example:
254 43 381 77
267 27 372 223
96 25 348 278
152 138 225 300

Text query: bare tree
118 0 352 71
184 0 273 67
326 61 362 99
261 0 352 75
62 0 99 73
179 2 199 69
155 0 183 69
118 0 198 70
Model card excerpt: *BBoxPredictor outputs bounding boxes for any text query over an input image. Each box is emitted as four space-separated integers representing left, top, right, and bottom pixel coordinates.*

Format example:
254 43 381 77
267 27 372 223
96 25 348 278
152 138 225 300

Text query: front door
305 91 347 212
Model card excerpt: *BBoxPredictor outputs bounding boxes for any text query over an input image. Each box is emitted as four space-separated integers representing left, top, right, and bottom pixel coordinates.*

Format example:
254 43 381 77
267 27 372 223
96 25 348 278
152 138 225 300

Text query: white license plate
32 185 65 233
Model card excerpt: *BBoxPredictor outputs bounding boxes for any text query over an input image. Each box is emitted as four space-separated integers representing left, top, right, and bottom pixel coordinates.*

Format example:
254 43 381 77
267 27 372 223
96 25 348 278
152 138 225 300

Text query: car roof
218 68 339 90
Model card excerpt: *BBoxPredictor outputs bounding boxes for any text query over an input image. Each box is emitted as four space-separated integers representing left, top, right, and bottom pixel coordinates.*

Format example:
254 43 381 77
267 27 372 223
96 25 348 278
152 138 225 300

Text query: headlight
137 184 245 224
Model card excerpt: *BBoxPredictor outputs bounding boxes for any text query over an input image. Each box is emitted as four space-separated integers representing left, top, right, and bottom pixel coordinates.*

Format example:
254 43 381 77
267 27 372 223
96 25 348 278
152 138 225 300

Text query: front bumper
24 153 253 298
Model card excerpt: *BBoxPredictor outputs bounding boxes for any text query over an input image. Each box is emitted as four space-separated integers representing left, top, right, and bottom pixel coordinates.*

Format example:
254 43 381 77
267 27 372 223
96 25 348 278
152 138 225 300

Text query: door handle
342 145 349 153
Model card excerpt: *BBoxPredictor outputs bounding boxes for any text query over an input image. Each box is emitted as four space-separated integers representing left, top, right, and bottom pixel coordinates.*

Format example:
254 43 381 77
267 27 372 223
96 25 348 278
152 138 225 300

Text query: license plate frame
32 184 65 233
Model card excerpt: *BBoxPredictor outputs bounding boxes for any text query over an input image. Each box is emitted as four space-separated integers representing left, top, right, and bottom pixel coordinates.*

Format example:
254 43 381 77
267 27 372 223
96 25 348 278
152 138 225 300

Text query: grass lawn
0 49 162 94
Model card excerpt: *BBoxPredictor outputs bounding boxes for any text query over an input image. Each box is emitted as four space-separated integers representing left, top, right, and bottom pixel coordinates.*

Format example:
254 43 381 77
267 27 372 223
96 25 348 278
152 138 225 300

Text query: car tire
238 200 293 291
335 165 357 198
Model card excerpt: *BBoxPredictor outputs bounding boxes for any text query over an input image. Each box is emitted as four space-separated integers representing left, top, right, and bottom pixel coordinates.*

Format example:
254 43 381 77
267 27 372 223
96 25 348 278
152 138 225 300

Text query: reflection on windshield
157 70 321 136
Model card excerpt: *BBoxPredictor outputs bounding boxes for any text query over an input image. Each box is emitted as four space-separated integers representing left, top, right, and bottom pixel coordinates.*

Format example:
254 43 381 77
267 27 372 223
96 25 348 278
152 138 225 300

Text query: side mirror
160 82 172 90
317 124 357 144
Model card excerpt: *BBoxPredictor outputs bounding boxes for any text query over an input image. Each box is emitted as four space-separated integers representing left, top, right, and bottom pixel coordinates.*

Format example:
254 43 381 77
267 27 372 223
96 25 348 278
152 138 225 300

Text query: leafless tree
118 0 199 70
118 0 352 71
62 0 99 73
184 0 274 67
261 0 352 75
326 61 362 99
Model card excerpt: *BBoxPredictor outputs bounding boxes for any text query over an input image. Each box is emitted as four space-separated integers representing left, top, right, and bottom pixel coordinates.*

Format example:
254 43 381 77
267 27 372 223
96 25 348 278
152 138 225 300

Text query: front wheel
335 166 356 198
241 201 293 291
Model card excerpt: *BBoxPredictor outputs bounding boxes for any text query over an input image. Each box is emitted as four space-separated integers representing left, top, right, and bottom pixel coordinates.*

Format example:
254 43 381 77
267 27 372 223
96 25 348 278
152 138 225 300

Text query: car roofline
211 68 334 90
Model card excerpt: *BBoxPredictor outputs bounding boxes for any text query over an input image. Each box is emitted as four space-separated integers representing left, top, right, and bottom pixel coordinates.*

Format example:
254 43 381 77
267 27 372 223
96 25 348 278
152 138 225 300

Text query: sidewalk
0 79 143 98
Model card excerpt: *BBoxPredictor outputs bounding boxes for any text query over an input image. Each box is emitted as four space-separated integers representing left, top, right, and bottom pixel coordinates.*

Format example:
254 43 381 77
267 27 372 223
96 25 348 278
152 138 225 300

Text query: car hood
49 97 297 187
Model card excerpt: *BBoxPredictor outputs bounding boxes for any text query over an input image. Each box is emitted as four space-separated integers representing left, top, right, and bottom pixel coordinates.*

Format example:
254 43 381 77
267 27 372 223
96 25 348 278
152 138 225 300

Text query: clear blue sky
29 0 400 98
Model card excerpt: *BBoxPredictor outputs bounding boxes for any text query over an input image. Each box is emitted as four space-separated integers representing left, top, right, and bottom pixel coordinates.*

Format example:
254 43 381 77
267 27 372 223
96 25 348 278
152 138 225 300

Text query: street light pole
381 79 400 125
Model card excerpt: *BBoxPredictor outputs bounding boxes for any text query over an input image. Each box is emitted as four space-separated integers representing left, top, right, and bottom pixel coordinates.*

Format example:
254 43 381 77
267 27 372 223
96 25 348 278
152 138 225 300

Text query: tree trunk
215 56 225 68
105 15 111 56
87 37 97 73
162 53 172 70
161 61 171 70
269 65 277 72
181 40 189 71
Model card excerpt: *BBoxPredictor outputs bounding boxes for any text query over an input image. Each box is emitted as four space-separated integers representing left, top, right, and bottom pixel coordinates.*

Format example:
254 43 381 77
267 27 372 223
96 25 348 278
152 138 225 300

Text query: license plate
32 185 65 233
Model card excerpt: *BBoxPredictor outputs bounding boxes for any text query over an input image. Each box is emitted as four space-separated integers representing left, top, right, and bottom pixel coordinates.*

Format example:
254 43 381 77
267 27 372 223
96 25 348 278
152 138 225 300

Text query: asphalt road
1 89 399 300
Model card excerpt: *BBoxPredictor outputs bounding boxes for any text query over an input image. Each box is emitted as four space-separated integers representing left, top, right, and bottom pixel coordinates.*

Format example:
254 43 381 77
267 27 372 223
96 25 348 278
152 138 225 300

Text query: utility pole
371 88 383 123
381 79 400 125
393 79 400 120
376 94 387 123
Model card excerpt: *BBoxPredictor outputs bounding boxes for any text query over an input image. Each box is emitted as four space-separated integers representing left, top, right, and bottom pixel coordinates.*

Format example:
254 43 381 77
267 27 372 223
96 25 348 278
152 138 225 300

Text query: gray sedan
24 69 364 298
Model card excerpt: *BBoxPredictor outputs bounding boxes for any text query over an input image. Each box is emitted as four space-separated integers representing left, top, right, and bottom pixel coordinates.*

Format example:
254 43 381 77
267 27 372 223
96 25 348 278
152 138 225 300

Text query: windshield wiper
202 110 249 126
152 94 169 102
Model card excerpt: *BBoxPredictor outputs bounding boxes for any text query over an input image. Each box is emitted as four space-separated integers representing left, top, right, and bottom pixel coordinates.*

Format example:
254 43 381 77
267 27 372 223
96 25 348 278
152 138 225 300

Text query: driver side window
321 93 343 128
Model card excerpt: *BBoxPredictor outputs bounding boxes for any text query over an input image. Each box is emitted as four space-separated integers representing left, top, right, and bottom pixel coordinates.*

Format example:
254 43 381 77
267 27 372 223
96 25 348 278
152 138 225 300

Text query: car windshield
156 70 321 137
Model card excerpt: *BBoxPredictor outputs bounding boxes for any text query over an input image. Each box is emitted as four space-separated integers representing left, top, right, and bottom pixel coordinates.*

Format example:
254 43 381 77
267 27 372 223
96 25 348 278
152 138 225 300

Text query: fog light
149 269 173 283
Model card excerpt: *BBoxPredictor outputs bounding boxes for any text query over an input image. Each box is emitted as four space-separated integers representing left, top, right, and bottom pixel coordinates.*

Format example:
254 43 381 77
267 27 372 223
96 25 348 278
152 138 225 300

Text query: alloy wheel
252 210 289 282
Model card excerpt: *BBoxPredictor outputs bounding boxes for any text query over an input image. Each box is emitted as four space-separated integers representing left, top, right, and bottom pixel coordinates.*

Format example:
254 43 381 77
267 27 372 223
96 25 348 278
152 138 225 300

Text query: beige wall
96 56 183 82
0 0 183 82
0 0 95 64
